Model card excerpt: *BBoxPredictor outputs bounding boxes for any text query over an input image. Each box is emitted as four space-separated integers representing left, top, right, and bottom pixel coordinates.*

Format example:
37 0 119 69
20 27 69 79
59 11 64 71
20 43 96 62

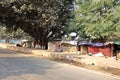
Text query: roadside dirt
73 61 120 77
50 58 120 77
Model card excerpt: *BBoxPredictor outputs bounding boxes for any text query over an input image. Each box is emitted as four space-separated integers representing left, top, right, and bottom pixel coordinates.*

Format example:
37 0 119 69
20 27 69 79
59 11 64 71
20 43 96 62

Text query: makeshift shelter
48 41 77 53
86 38 112 57
88 43 112 57
61 41 77 53
48 40 62 52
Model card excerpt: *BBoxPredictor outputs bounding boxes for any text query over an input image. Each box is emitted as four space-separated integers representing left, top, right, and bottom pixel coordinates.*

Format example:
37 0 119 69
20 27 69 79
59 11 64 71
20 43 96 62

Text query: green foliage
0 27 31 39
0 0 74 42
72 0 120 39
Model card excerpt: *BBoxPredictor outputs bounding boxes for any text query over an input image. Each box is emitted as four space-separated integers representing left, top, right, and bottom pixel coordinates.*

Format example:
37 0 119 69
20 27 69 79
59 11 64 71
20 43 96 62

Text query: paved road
0 48 120 80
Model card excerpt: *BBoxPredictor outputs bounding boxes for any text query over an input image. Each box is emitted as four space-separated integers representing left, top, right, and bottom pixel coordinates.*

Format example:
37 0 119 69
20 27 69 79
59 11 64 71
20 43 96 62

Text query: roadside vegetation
0 0 120 47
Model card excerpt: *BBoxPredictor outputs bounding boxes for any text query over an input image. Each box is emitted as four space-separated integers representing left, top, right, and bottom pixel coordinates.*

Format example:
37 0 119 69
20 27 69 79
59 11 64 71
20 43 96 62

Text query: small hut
61 41 77 53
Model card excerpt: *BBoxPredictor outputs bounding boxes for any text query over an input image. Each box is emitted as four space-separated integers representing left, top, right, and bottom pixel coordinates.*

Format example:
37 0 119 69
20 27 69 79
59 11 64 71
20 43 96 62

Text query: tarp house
61 41 77 53
88 43 112 57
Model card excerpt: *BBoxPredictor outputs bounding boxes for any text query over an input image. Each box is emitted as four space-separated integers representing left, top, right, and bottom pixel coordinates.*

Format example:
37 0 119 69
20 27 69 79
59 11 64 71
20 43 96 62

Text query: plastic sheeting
79 42 104 47
88 46 112 57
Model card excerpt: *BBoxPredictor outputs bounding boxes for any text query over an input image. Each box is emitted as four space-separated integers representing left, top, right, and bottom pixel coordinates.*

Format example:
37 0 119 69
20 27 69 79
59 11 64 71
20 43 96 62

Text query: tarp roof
78 41 104 47
61 41 77 46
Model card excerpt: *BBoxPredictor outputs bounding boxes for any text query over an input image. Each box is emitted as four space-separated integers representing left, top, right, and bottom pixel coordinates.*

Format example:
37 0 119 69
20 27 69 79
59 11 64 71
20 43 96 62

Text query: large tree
0 0 74 49
71 0 120 40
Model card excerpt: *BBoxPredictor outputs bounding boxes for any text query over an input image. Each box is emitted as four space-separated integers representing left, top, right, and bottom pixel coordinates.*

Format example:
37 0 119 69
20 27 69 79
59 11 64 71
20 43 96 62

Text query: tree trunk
45 40 48 50
42 37 48 50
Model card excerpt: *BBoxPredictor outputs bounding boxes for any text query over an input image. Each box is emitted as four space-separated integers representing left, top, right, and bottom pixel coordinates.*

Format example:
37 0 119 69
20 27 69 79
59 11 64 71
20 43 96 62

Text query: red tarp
88 46 112 57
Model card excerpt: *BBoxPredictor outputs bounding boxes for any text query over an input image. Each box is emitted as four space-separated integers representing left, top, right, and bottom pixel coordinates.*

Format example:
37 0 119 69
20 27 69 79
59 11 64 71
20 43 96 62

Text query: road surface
0 48 120 80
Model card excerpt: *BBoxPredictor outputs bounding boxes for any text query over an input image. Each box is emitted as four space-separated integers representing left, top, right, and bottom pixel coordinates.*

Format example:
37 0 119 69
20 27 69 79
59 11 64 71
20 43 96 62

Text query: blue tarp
92 43 104 47
78 42 104 47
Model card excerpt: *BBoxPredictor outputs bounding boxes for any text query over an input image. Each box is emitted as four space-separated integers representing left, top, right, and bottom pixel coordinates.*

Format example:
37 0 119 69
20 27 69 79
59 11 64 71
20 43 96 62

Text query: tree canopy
70 0 120 40
0 0 74 49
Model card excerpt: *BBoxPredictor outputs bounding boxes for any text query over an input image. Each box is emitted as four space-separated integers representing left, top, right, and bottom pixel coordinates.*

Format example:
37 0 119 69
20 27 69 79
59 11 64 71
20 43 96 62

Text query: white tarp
61 41 77 46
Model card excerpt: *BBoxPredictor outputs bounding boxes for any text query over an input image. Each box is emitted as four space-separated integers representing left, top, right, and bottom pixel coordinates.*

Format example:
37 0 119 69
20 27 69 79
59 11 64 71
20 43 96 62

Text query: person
58 45 62 52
